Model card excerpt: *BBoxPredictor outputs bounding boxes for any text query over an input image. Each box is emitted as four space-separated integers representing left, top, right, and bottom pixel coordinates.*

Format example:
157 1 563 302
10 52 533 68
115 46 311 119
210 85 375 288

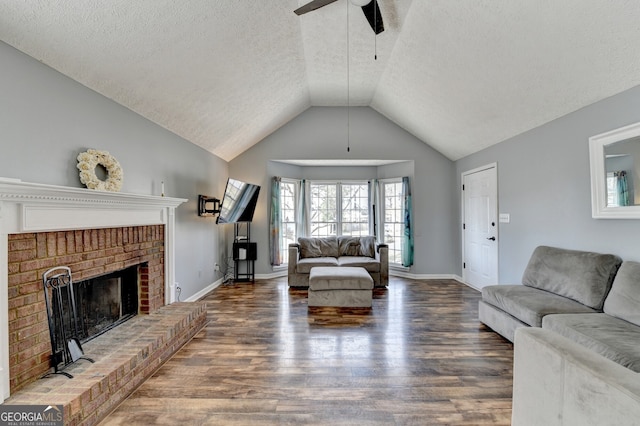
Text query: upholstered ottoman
308 266 374 307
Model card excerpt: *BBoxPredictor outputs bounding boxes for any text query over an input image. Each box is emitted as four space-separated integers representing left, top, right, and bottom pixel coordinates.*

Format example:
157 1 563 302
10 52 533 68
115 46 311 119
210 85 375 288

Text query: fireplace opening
74 264 140 342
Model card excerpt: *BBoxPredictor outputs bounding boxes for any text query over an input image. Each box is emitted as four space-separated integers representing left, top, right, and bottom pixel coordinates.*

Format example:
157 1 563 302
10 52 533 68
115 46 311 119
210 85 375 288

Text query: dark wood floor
101 277 513 425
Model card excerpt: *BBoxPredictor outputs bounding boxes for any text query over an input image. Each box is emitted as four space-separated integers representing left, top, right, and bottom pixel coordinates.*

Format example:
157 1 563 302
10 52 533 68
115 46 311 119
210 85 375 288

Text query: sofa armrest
288 243 300 275
512 328 640 426
376 243 389 286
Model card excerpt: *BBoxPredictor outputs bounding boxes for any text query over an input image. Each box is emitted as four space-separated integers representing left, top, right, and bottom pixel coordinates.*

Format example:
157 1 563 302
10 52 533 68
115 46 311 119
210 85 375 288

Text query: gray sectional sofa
479 245 622 342
541 260 640 373
512 327 640 426
288 236 388 288
512 261 640 424
480 246 640 424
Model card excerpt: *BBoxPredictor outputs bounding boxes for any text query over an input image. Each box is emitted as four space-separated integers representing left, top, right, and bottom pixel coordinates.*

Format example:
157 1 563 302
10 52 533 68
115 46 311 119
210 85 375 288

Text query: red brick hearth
8 225 164 393
5 302 207 426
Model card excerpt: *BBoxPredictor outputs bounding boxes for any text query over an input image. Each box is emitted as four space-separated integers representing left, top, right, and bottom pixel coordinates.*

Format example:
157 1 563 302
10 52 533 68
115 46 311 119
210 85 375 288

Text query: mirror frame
589 121 640 219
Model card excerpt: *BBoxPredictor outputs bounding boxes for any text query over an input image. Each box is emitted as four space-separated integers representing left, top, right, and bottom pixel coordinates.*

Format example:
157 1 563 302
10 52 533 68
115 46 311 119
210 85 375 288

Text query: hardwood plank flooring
100 277 513 425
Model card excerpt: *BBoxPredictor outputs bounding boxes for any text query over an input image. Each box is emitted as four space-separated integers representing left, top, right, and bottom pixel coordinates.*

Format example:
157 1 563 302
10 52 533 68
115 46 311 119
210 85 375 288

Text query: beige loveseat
288 236 388 288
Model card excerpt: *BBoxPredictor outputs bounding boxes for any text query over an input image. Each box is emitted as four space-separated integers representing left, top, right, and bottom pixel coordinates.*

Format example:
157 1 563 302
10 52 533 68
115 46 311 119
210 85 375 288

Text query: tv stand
232 223 256 282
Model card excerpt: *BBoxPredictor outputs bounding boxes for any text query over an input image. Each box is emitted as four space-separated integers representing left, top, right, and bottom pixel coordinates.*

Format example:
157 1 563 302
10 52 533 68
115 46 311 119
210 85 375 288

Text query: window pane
310 183 338 237
341 183 369 237
606 173 619 207
279 182 296 263
308 182 370 238
383 181 404 265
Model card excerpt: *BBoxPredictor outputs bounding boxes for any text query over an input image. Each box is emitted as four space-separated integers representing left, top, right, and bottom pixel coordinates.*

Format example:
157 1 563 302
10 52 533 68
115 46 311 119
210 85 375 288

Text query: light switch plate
499 213 510 223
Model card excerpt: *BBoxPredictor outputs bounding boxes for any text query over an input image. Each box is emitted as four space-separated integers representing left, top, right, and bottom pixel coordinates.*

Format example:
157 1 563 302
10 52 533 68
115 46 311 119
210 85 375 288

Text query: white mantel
0 178 187 402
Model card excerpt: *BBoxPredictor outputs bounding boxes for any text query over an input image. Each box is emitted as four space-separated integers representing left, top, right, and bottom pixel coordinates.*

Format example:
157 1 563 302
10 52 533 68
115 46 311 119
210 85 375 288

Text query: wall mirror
589 121 640 218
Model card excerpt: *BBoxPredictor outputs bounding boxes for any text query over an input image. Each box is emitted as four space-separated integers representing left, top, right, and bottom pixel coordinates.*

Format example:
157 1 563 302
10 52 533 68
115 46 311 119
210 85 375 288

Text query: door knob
487 236 496 241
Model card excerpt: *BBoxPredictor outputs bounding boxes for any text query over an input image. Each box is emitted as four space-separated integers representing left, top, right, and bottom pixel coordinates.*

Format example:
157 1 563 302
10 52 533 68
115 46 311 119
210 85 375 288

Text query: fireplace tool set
42 266 94 378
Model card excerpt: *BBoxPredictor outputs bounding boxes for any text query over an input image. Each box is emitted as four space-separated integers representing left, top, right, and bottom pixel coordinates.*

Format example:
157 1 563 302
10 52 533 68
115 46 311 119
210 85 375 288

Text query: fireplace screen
42 264 140 376
75 265 139 341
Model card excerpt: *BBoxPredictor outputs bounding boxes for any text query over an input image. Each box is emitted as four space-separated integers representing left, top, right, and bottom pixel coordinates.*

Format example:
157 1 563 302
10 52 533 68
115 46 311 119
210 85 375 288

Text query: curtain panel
616 171 630 206
402 176 414 267
368 179 381 240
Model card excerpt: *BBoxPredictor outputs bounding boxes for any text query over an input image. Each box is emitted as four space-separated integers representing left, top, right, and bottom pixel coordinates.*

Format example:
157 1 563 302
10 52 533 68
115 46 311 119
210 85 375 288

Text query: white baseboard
256 270 288 280
185 278 224 302
390 270 463 282
458 279 481 292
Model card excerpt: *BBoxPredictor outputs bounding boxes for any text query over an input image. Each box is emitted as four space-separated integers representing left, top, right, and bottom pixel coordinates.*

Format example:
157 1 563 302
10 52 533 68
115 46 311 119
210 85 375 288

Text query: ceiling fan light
350 0 371 6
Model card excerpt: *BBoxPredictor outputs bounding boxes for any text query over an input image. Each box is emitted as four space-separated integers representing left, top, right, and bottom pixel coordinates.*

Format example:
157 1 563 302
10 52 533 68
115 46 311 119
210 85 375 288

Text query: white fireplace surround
0 177 186 402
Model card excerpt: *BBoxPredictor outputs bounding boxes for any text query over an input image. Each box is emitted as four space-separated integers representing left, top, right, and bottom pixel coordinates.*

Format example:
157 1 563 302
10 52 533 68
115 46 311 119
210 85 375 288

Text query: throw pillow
604 261 640 326
359 236 376 258
298 237 339 258
338 236 376 257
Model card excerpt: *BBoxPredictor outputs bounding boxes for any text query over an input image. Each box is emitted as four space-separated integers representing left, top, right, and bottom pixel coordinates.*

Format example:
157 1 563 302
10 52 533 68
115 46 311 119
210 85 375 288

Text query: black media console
232 223 256 282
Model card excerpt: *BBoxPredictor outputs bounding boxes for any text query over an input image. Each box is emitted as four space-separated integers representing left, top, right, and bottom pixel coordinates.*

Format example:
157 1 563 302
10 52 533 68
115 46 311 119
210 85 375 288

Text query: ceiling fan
294 0 384 34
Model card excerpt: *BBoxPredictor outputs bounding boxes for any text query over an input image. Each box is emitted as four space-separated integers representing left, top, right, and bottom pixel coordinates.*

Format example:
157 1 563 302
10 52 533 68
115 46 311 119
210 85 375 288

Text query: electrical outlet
214 263 220 271
175 282 181 291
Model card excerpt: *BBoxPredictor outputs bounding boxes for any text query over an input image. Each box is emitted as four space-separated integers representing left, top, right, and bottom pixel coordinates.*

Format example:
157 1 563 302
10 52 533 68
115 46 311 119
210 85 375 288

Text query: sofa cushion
309 266 373 291
337 256 381 273
604 261 640 327
338 236 376 258
298 237 339 259
482 285 598 327
543 313 640 372
296 257 338 274
296 257 339 273
522 246 622 310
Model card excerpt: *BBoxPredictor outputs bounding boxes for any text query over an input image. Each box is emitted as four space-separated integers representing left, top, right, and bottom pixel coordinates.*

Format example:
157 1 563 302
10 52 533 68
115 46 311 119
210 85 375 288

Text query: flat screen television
216 178 261 224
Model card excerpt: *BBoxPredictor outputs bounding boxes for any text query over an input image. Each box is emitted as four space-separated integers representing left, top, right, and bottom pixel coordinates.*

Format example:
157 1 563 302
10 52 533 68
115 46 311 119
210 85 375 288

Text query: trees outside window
310 182 368 237
310 183 337 237
279 180 297 264
382 180 404 265
340 183 369 236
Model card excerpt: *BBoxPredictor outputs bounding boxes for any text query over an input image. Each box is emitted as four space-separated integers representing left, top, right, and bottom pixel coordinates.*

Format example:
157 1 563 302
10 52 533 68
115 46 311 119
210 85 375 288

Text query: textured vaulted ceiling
2 1 640 162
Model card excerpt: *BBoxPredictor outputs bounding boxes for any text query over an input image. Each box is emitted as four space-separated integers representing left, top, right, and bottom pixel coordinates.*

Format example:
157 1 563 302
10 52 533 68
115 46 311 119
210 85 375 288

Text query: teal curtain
616 171 630 206
402 176 414 267
269 177 282 266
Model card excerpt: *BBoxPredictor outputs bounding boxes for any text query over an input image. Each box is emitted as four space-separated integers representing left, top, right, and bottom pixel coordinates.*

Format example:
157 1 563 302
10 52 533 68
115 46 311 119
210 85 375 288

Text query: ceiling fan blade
361 0 384 34
294 0 340 15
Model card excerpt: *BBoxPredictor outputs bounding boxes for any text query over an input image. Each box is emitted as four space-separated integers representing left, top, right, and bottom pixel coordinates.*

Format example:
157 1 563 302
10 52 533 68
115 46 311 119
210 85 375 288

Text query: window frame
278 178 298 265
309 180 370 238
274 177 408 267
380 177 405 267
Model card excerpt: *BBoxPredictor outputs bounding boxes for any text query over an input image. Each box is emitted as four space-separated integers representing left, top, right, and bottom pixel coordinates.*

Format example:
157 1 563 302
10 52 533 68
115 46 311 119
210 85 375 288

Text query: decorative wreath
76 149 123 192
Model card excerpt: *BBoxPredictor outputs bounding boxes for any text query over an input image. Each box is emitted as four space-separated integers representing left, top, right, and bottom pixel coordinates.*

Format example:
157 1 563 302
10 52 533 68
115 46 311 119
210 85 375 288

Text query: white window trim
380 177 405 268
278 178 298 266
309 180 369 237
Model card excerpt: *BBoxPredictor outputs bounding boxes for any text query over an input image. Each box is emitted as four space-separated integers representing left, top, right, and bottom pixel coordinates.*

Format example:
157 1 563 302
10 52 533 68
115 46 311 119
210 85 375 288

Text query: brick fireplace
0 178 186 403
8 225 164 393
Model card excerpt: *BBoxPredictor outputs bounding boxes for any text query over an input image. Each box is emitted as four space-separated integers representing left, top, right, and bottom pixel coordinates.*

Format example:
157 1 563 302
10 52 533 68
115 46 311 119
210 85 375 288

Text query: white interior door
462 165 498 289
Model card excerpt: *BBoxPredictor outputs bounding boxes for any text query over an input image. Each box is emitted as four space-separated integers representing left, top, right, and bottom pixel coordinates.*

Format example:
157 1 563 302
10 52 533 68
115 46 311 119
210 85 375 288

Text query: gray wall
10 34 636 288
455 85 640 283
229 106 458 276
0 42 228 300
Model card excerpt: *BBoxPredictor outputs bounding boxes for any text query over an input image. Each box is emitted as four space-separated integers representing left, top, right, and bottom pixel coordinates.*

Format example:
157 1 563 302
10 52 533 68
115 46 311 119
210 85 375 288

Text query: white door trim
461 163 498 289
